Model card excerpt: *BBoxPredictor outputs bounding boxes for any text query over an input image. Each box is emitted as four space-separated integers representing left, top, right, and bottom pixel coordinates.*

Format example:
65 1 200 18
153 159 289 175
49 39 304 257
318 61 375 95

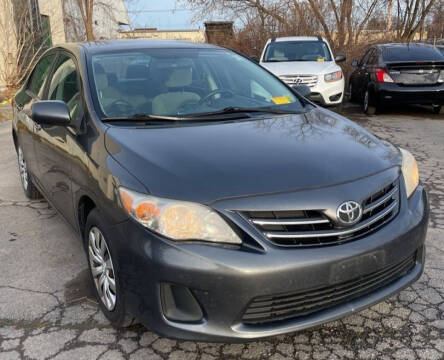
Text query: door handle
35 124 42 132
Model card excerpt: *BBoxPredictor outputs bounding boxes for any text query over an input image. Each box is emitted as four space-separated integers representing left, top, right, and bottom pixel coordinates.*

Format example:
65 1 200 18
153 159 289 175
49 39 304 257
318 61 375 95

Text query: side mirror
250 55 260 63
351 60 359 67
335 54 346 63
292 84 311 98
32 101 71 126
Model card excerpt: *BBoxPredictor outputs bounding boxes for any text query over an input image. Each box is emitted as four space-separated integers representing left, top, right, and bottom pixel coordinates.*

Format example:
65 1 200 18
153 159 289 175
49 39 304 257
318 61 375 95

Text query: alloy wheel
18 147 29 190
88 226 117 311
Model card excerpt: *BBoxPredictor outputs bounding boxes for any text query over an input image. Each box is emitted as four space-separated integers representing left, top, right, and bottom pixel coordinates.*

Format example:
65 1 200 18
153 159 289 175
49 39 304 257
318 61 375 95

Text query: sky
126 0 203 30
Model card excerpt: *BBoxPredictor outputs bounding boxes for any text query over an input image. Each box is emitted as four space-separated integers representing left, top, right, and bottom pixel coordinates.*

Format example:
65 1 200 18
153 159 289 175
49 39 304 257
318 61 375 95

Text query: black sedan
349 43 444 115
12 40 428 341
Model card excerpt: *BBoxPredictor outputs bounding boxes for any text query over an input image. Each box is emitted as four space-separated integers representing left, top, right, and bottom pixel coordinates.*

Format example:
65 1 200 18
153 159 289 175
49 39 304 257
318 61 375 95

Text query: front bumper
308 77 345 106
376 83 444 105
110 179 429 342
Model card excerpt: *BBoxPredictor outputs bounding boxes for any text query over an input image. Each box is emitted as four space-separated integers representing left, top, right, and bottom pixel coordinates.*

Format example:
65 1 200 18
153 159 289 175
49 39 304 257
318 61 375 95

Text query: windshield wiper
265 59 315 62
101 113 185 123
184 106 303 118
102 107 303 124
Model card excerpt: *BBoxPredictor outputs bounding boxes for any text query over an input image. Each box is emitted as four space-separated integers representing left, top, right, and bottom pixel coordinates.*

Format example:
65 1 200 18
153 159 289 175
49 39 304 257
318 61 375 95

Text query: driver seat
152 67 200 116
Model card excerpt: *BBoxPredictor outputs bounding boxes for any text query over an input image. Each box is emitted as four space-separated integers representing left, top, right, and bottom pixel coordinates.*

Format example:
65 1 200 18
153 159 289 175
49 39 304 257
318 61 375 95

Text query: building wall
0 0 18 88
119 29 206 43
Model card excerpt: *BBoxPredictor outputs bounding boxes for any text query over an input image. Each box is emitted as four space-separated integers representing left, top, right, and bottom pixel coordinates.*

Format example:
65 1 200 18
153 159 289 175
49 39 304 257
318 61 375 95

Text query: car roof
53 39 221 55
269 36 327 43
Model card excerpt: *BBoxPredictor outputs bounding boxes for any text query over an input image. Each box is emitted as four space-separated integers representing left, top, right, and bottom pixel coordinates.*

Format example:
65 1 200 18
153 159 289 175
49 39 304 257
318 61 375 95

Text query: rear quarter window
382 46 444 62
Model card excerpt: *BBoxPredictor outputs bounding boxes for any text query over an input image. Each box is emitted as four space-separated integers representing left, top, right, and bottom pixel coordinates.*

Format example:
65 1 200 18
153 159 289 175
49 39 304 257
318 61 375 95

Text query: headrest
95 73 108 90
94 62 106 74
166 67 192 88
126 64 149 79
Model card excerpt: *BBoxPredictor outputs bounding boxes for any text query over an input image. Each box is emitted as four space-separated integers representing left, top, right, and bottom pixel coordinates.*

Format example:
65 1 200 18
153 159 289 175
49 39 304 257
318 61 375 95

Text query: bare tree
183 0 387 51
75 0 96 40
427 0 443 40
387 0 393 30
394 0 437 41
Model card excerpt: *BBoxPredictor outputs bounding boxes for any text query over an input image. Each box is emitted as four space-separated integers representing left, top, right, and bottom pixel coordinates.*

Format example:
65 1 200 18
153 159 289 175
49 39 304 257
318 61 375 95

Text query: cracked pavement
0 104 443 359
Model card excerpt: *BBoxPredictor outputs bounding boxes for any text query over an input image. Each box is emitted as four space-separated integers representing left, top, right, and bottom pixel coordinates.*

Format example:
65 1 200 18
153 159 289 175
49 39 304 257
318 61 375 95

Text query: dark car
349 43 444 115
437 45 444 57
12 40 428 342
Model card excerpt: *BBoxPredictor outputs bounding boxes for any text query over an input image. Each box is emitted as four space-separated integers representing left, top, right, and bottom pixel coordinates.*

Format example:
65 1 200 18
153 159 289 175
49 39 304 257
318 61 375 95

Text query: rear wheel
362 89 377 115
85 209 135 327
432 105 443 115
17 146 42 200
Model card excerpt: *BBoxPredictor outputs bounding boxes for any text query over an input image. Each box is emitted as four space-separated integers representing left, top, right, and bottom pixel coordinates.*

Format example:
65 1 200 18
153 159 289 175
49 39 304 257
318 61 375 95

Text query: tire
85 208 136 328
362 89 377 115
348 82 357 103
432 105 443 115
17 146 42 200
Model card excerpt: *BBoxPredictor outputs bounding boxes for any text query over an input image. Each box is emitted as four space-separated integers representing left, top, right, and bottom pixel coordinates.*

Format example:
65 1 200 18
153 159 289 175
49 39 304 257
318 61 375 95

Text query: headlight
324 71 343 82
439 70 444 83
118 187 242 244
400 148 419 198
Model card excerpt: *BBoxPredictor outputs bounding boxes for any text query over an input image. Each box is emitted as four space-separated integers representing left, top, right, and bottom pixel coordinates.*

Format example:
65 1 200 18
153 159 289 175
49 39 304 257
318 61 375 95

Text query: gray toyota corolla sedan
12 40 428 342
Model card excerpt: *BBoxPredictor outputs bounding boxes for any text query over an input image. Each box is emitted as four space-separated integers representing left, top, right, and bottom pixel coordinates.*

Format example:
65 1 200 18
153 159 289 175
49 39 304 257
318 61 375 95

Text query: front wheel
85 209 135 327
17 146 42 199
348 82 357 103
362 89 377 115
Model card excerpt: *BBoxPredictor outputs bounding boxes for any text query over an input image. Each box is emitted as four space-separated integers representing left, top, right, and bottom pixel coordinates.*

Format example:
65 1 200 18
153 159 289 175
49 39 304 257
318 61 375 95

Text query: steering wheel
198 89 234 106
106 99 133 116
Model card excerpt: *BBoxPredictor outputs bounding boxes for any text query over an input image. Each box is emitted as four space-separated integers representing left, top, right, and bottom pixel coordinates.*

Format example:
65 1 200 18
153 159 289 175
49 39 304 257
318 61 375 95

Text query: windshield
89 48 303 119
263 41 332 62
382 46 444 62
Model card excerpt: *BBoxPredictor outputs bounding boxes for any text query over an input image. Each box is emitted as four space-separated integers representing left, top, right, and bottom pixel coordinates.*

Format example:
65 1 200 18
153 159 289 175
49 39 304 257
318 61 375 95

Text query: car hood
260 61 339 76
105 108 400 204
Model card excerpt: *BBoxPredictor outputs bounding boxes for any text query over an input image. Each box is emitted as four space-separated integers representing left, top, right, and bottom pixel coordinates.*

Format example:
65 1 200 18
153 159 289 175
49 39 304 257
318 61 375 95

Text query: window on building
41 15 53 47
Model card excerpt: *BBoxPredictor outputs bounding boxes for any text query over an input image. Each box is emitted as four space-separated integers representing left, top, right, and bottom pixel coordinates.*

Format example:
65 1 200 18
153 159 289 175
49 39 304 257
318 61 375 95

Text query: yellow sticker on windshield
271 96 291 105
317 58 325 62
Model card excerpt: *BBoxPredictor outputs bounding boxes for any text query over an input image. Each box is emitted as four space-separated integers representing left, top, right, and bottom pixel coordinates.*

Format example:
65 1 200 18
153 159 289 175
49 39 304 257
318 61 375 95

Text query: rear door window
360 49 375 66
367 50 379 66
27 54 56 98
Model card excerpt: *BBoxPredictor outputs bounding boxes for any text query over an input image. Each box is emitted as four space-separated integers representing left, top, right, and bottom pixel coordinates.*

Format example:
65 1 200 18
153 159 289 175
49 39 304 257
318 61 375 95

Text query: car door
363 48 380 91
14 53 57 181
34 52 82 227
353 48 375 99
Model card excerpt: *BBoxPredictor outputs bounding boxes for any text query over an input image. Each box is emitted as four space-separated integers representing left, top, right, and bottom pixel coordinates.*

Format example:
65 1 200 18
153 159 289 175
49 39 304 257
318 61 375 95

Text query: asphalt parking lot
0 103 443 360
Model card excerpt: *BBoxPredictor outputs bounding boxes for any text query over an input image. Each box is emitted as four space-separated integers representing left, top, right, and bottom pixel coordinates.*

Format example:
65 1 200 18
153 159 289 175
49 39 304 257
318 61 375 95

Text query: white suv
260 36 346 106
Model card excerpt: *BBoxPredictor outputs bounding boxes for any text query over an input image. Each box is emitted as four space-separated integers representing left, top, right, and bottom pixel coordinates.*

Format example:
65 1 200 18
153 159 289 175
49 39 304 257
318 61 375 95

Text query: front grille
243 180 400 248
279 74 318 88
242 253 416 325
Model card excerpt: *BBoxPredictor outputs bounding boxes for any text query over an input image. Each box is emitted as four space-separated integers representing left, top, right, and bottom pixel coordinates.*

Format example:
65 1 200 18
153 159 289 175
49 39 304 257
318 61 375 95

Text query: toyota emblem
337 201 362 226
